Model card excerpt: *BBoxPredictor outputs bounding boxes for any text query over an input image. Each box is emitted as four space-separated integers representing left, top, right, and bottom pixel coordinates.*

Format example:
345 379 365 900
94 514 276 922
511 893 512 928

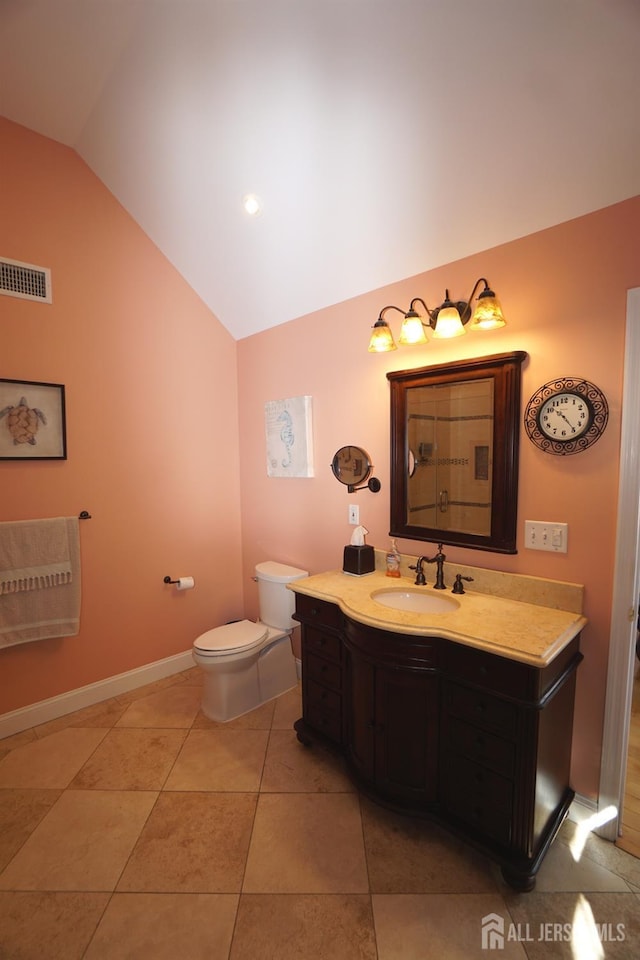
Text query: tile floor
0 668 639 959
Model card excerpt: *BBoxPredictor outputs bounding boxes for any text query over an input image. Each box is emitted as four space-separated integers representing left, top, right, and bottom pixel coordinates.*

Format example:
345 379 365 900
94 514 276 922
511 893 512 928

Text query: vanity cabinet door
343 646 376 780
374 664 439 805
344 641 439 806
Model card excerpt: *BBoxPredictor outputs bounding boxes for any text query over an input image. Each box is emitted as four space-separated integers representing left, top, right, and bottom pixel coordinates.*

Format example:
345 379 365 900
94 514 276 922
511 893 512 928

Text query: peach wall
0 118 244 713
238 196 640 799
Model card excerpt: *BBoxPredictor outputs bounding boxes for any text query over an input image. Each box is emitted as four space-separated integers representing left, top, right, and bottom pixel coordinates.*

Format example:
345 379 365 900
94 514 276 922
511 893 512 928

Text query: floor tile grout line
78 888 115 960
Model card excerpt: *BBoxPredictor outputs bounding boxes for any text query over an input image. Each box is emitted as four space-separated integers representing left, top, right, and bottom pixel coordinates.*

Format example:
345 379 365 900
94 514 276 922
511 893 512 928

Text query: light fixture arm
378 304 409 322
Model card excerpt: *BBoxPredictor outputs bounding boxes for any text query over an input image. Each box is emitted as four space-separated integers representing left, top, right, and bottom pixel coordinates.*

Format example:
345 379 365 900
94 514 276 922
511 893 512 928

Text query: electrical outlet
348 504 359 525
524 520 568 553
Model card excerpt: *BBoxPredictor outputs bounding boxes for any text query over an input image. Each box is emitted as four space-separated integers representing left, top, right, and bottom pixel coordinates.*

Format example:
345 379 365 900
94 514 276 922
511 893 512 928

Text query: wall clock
524 378 609 456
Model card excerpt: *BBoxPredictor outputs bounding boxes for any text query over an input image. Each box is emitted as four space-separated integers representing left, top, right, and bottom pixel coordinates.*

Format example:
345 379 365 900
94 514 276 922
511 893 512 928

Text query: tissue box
343 544 375 576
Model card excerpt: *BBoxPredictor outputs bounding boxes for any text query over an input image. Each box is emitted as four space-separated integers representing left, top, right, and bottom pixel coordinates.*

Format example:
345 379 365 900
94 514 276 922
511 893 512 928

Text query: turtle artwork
0 395 47 445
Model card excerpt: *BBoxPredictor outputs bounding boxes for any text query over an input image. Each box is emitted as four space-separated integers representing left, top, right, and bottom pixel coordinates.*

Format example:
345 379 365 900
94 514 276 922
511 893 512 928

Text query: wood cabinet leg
501 865 536 892
294 718 313 746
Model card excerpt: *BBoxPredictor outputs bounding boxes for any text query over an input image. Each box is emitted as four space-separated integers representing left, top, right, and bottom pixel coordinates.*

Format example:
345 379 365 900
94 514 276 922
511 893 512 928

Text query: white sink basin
371 589 460 614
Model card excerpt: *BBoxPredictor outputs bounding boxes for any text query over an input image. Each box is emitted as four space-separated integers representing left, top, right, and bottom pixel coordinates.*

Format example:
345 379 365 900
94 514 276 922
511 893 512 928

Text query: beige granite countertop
288 568 587 667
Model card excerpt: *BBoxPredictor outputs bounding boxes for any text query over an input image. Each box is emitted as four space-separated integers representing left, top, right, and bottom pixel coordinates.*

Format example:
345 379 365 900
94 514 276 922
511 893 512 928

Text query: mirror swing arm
387 351 527 554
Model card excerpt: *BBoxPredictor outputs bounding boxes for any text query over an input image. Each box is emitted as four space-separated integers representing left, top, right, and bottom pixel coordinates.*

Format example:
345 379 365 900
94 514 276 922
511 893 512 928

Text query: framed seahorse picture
264 395 314 478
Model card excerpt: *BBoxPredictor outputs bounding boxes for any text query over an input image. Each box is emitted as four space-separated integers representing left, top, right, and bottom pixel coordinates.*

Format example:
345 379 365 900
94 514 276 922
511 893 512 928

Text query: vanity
290 567 585 891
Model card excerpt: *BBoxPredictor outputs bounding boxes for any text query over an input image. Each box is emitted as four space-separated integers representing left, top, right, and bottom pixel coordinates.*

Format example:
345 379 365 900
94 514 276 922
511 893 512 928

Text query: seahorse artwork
264 395 314 477
277 409 294 467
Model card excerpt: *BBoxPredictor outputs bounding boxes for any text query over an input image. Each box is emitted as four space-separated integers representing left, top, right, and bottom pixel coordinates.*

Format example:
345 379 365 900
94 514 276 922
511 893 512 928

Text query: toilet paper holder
163 575 195 590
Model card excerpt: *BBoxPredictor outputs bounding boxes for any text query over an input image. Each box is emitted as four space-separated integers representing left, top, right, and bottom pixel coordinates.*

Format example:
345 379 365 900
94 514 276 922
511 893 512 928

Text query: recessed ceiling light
243 194 262 216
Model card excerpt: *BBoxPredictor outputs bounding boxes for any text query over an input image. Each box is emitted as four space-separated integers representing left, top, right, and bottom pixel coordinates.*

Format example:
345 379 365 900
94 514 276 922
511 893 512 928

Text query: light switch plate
524 520 568 553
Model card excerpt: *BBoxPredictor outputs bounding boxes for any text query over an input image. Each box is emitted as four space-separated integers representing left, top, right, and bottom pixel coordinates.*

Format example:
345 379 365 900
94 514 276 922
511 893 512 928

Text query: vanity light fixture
368 277 506 353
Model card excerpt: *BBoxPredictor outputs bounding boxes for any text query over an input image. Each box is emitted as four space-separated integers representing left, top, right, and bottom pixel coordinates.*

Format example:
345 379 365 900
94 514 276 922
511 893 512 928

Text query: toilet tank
256 561 308 630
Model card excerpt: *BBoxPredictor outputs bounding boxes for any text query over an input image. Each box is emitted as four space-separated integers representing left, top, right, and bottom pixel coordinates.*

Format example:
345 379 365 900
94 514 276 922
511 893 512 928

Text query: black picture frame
0 378 67 460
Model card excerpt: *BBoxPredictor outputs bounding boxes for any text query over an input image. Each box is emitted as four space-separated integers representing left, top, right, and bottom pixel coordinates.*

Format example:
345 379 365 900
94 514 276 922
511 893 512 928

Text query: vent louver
0 257 52 303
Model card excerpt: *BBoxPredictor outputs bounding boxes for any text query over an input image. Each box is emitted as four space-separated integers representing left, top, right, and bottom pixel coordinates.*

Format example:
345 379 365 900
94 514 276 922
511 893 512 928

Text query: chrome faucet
409 556 428 586
426 543 446 590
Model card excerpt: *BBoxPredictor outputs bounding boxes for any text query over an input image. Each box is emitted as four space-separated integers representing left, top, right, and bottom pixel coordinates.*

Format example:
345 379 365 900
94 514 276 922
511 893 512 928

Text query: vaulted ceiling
2 0 640 339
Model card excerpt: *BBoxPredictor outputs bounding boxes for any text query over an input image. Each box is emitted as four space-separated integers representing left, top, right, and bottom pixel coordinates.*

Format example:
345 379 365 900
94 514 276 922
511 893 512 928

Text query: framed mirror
388 351 527 553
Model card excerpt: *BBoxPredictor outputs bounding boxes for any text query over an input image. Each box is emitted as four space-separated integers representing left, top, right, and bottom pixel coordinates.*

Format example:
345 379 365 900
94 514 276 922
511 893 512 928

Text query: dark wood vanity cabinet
343 622 439 806
293 594 582 891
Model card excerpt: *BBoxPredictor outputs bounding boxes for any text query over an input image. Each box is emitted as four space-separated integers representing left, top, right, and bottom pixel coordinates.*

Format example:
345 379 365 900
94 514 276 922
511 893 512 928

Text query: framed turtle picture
0 378 66 460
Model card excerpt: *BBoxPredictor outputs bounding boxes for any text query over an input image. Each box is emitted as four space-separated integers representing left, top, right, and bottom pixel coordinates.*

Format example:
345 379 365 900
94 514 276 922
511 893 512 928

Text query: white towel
0 517 81 648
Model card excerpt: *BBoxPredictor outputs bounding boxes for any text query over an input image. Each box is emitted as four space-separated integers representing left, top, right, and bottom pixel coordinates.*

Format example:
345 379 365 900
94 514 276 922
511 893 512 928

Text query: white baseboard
568 793 598 823
0 649 194 741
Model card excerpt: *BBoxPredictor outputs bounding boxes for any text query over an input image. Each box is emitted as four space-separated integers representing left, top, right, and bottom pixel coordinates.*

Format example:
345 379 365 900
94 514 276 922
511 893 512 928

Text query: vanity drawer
307 677 342 714
295 595 343 631
444 682 517 738
442 756 513 845
305 650 342 691
305 701 342 744
345 620 438 669
303 626 342 665
446 715 515 777
444 642 531 699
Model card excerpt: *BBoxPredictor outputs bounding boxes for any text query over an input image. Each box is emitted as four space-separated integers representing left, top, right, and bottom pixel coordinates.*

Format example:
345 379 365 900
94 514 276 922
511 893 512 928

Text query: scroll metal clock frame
524 377 609 456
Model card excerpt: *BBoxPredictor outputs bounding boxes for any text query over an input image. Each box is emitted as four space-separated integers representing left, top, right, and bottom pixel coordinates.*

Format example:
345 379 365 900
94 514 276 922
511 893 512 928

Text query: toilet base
196 631 298 723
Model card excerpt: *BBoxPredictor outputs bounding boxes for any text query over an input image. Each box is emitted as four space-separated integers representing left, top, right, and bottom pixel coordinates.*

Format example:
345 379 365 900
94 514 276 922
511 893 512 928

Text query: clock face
524 379 608 456
331 445 371 485
537 392 593 441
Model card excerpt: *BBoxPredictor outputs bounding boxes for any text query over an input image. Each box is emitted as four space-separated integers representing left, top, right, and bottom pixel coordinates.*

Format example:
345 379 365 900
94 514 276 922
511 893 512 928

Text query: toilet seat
193 620 269 657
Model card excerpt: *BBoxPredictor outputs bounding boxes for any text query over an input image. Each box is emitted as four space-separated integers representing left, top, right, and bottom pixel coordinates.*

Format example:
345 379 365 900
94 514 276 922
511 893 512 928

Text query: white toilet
192 560 308 722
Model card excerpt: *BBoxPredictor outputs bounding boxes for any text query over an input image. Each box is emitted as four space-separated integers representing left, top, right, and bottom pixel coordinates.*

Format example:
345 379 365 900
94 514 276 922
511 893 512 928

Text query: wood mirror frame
388 351 527 554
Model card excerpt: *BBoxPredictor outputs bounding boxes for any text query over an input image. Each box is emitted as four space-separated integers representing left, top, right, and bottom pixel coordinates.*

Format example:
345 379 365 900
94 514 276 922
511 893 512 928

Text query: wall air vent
0 257 52 303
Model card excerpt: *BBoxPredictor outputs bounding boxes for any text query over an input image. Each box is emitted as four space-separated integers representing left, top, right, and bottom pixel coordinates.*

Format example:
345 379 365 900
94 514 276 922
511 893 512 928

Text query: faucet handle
452 574 473 595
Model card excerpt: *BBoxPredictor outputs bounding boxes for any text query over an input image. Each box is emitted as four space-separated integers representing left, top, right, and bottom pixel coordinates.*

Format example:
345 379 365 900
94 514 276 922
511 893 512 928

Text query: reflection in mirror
407 378 493 537
388 352 527 553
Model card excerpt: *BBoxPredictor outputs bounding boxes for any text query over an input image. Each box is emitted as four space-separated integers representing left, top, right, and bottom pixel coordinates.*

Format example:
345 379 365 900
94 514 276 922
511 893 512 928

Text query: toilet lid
194 620 269 654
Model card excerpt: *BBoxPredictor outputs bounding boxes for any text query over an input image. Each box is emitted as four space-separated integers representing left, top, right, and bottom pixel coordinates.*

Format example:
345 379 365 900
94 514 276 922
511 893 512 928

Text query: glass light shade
398 312 428 345
368 320 397 352
431 305 466 339
468 294 507 330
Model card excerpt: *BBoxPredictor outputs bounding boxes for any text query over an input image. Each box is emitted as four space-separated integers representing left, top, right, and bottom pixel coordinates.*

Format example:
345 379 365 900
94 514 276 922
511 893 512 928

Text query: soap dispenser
385 538 401 578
